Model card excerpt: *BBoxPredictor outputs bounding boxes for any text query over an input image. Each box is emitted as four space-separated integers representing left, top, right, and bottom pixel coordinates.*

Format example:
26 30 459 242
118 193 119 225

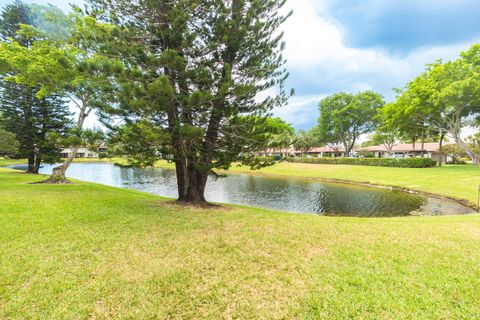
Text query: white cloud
2 0 84 11
278 0 477 129
1 0 477 133
273 94 324 128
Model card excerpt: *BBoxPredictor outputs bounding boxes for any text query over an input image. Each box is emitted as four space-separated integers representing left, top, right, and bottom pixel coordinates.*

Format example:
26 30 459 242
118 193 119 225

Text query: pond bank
140 160 480 211
8 162 476 216
6 157 480 211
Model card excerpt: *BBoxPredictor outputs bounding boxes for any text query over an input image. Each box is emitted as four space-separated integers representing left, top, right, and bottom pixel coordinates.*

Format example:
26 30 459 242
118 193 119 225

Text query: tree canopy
381 44 480 164
0 1 72 173
88 0 292 203
0 6 120 180
293 129 318 155
0 128 19 157
317 91 385 156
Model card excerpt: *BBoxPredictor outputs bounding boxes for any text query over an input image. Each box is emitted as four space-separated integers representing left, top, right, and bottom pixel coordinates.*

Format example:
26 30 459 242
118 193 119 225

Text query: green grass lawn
0 158 26 167
1 169 480 319
0 157 125 167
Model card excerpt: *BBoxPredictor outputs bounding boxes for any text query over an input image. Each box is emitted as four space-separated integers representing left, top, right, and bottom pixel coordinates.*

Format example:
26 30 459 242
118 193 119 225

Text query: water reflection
8 163 474 217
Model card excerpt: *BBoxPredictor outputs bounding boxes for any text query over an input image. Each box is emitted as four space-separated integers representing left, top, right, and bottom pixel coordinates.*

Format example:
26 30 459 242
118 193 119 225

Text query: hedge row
285 157 437 168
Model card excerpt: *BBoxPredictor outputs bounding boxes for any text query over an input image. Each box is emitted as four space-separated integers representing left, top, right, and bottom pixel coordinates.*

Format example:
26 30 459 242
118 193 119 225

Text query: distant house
261 142 453 162
358 142 452 162
60 145 108 159
305 146 347 157
97 144 108 153
261 146 347 157
261 142 455 162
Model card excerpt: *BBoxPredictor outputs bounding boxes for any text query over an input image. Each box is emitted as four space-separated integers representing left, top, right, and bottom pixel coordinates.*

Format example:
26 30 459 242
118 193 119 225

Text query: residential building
60 145 108 159
358 142 452 162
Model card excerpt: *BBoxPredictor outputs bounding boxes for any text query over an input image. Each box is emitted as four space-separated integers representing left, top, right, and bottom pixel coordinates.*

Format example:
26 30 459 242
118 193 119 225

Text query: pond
8 163 475 217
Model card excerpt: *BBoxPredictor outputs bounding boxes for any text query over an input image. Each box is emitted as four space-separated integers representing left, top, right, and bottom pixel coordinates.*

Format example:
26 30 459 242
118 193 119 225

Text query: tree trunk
346 136 356 157
438 132 445 167
42 98 89 183
453 133 479 166
421 130 425 158
41 148 76 184
26 153 35 174
175 158 188 201
183 164 208 204
22 86 37 174
33 155 42 174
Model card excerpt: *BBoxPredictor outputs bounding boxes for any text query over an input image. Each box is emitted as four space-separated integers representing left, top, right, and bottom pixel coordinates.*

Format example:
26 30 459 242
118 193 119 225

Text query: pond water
8 163 475 217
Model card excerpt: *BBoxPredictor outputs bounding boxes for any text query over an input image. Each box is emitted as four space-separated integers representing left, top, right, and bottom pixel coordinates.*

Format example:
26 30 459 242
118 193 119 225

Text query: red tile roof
308 146 346 153
263 142 451 155
358 142 451 153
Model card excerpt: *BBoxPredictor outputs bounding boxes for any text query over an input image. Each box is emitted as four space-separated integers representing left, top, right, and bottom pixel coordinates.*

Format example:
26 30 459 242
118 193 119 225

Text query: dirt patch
31 177 73 185
154 200 232 212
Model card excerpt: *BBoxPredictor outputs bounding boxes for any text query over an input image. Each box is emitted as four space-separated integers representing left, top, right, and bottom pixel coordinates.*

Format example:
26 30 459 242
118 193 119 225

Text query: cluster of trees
294 46 480 166
282 91 387 158
2 0 478 206
317 91 385 156
381 46 480 165
0 0 293 204
0 2 73 173
0 2 111 174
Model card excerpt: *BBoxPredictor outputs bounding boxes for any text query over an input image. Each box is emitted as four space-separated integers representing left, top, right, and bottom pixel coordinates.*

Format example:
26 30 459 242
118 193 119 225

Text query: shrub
286 157 437 168
447 158 468 165
361 152 376 158
98 152 109 159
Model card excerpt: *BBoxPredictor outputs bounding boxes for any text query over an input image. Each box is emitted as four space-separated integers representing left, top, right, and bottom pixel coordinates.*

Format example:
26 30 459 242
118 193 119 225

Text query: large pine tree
0 1 72 173
90 0 292 204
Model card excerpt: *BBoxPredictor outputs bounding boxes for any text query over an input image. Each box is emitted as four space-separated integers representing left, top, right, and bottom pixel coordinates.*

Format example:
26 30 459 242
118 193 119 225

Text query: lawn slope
1 170 480 319
0 158 26 167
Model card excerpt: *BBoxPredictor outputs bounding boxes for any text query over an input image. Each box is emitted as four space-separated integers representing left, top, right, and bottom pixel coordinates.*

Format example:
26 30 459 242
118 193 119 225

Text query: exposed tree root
158 200 227 211
34 174 72 184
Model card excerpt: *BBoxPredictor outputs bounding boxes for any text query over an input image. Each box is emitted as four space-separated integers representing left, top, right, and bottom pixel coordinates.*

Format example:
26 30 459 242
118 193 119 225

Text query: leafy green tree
293 130 317 155
441 144 467 164
318 91 385 156
466 132 480 162
107 121 171 167
0 10 120 181
381 88 442 162
0 0 30 42
267 118 295 157
90 0 292 204
0 1 72 173
82 128 105 153
0 128 19 157
384 45 480 164
362 130 398 153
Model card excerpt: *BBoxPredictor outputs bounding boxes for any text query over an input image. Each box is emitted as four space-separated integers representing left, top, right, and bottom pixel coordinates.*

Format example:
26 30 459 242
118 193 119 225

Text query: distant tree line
1 0 478 208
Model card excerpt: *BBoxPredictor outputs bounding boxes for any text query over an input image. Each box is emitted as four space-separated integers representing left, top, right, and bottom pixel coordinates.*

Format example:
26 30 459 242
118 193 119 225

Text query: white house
60 145 108 159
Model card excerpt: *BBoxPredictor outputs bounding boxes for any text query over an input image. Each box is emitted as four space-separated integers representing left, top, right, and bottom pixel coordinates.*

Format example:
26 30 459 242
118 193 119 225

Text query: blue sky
1 0 480 130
